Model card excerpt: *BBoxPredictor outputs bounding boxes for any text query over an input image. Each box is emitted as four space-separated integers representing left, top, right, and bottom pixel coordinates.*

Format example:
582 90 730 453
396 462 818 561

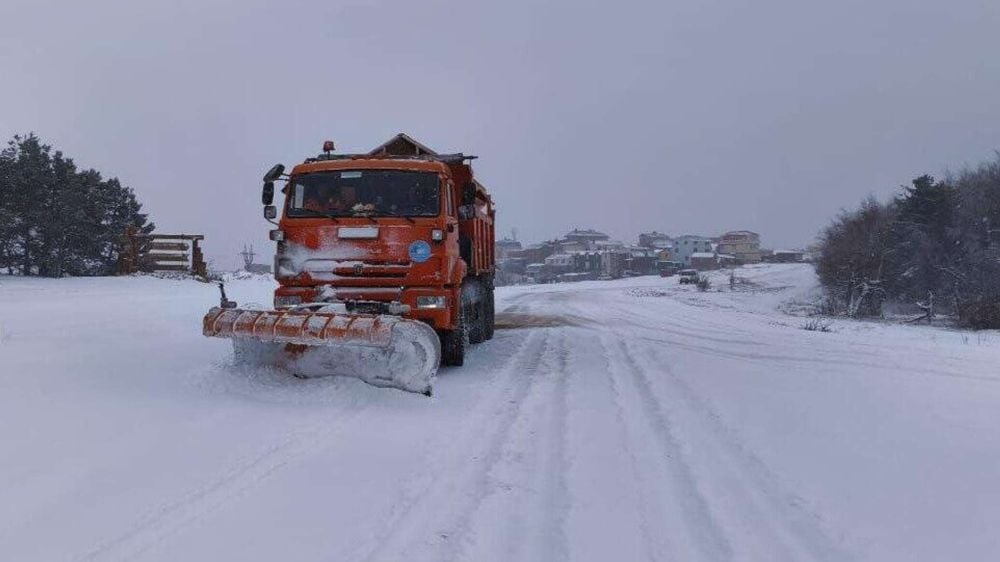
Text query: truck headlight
275 295 302 308
269 229 285 241
431 229 444 242
416 296 447 309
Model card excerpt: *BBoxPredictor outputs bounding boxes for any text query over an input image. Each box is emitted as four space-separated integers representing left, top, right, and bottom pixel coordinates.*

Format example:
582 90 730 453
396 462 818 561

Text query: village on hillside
495 228 811 284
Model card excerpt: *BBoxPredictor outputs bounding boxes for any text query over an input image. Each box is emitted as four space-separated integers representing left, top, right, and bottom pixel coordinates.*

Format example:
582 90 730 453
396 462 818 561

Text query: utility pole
240 244 255 270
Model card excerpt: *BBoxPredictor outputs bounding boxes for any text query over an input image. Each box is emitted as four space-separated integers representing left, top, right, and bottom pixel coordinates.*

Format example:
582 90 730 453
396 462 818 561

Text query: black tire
468 301 485 344
484 288 495 340
466 283 486 345
440 304 468 366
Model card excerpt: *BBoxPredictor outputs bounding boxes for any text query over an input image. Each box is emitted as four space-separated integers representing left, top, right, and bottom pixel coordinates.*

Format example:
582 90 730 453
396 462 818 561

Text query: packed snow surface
2 264 999 561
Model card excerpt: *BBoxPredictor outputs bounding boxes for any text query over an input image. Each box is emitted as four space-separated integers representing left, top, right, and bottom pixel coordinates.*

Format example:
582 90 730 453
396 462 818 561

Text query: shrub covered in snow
816 155 1000 328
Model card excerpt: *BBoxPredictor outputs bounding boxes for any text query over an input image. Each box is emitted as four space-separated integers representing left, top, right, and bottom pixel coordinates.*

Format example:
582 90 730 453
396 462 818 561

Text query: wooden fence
118 228 207 276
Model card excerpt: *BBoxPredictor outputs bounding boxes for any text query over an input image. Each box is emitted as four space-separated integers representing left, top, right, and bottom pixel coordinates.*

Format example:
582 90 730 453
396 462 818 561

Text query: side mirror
264 205 277 220
262 181 274 205
462 182 476 206
263 163 285 182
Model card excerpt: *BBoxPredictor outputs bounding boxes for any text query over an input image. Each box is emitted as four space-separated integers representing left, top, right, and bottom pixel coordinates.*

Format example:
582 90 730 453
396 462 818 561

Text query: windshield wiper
291 208 339 222
351 213 378 224
380 210 416 224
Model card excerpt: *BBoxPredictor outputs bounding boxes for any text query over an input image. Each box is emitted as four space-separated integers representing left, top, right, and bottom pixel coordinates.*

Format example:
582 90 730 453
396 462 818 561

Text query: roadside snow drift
2 264 999 561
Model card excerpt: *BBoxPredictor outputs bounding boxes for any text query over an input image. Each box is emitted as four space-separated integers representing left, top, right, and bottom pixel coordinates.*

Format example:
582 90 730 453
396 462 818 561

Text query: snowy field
2 264 999 561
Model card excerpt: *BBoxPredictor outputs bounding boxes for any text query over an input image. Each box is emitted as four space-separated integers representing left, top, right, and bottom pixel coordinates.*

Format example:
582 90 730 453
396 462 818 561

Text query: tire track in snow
615 299 996 384
357 329 555 562
532 329 572 562
636 332 997 384
552 328 667 561
598 337 669 562
560 301 671 561
78 396 373 562
599 333 734 562
451 328 573 562
624 339 854 561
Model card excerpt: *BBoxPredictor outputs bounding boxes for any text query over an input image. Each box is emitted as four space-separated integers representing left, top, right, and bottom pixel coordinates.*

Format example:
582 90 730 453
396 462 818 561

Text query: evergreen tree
884 175 959 302
0 133 155 276
818 157 1000 328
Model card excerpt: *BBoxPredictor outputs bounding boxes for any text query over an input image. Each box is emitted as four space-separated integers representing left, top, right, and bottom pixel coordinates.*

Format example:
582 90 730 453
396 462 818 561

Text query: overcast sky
2 0 999 268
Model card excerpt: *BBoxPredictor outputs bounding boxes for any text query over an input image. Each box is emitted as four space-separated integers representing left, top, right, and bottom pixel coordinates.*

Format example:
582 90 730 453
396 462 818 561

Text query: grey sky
3 0 999 269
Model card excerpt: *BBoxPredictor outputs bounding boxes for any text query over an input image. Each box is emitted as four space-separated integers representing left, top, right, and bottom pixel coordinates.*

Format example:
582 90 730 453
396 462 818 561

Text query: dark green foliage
0 134 154 276
816 155 1000 328
884 175 959 302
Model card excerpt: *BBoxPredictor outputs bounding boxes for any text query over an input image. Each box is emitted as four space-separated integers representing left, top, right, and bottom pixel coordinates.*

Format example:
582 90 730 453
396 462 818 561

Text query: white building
672 235 713 265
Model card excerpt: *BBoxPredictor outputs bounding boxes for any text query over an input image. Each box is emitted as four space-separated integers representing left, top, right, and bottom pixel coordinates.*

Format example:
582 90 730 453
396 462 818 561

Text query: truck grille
303 259 410 279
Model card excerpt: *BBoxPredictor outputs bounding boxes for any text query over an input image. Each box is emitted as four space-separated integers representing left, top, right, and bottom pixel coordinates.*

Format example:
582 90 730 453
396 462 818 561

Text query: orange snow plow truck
203 135 496 395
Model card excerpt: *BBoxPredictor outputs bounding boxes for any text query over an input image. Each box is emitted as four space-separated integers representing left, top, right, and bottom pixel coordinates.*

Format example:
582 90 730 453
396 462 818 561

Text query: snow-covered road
2 264 999 561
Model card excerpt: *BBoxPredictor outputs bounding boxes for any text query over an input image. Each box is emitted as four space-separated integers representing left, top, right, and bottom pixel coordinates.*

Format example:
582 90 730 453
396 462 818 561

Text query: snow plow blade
203 307 441 395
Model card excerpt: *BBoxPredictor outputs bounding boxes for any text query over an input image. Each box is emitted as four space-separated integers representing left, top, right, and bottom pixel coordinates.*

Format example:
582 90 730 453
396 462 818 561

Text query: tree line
0 134 154 277
816 154 1000 329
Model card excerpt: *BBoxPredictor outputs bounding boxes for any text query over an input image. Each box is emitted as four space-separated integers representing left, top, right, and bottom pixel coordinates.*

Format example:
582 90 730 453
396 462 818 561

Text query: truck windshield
287 170 440 218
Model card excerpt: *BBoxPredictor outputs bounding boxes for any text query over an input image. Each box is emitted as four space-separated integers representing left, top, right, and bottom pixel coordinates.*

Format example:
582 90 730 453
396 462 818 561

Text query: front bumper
274 286 453 329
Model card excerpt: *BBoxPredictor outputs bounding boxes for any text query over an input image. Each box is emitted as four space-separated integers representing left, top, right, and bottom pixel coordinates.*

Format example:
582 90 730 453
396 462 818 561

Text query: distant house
716 230 762 264
772 250 804 263
624 246 658 275
673 235 713 265
498 256 527 275
689 252 718 270
594 239 626 251
496 238 522 260
601 250 629 279
716 254 737 267
638 231 673 250
563 228 610 249
526 263 550 283
572 251 603 274
559 240 588 253
544 253 574 275
515 241 558 265
626 256 658 275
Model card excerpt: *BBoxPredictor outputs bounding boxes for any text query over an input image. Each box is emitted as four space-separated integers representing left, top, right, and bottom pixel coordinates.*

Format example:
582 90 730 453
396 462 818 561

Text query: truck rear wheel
465 282 487 345
468 301 486 344
440 305 468 366
484 288 495 340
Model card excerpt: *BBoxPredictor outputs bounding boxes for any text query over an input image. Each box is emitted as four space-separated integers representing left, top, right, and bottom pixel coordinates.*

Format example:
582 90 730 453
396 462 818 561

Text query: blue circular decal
409 240 432 263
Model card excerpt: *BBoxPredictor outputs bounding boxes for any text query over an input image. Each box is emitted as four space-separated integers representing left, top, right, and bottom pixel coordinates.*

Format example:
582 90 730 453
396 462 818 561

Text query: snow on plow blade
203 307 441 395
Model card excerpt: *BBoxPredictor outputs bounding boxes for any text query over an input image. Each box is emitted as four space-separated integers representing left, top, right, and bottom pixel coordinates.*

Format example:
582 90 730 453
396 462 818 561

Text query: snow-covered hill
2 264 998 561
